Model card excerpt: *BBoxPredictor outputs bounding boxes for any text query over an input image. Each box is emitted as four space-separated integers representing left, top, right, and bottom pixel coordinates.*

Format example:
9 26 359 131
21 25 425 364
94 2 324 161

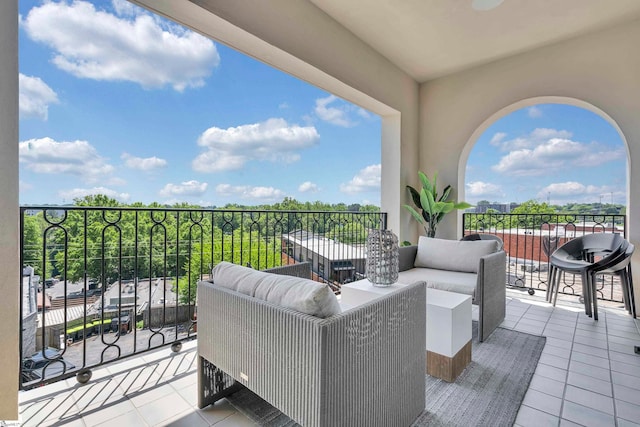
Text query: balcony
4 1 640 422
17 288 640 426
14 208 640 426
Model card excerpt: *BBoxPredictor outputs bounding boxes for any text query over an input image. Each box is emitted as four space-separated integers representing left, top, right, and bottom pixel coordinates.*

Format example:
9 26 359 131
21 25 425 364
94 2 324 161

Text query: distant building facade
282 231 366 283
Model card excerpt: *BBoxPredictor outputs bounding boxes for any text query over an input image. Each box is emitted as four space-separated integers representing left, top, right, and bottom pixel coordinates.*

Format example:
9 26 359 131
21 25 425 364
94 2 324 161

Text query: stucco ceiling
308 0 640 82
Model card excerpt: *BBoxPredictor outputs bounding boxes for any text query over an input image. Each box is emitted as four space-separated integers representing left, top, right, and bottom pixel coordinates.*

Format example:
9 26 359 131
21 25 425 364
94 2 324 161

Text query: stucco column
0 0 20 420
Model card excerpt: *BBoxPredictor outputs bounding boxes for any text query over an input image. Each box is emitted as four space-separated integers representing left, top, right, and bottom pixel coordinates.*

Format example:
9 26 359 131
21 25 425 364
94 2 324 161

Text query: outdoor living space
5 1 640 425
17 288 640 427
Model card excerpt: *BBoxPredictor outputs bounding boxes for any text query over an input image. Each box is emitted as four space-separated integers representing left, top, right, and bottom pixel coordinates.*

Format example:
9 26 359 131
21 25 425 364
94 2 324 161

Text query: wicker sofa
398 236 506 342
197 262 427 427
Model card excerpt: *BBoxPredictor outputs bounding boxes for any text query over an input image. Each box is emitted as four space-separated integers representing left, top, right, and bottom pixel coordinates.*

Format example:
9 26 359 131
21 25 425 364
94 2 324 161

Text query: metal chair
461 233 504 251
548 233 627 320
591 243 635 318
542 235 559 258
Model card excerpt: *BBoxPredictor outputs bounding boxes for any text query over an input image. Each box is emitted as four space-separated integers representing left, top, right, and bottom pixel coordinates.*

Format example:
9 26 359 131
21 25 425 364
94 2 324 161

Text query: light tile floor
15 289 640 427
509 290 640 427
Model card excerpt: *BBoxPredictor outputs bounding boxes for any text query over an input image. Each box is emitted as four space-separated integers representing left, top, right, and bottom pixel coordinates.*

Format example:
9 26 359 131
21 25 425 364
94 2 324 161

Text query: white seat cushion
398 268 477 298
211 261 341 318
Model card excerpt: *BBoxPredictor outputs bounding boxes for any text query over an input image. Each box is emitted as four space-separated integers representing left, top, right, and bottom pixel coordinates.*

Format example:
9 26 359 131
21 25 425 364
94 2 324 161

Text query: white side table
341 279 472 382
340 279 407 308
426 288 472 382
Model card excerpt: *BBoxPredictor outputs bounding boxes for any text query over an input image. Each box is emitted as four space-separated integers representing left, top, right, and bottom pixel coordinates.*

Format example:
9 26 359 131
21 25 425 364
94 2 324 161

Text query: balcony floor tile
17 289 640 427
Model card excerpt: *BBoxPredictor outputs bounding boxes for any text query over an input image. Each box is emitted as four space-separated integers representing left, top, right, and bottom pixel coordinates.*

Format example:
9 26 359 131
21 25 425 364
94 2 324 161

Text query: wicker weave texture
263 262 312 278
198 272 426 427
398 244 506 342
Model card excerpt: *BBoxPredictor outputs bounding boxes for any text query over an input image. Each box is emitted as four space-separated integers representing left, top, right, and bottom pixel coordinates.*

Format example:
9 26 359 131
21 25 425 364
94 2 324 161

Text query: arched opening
459 97 630 303
460 97 629 212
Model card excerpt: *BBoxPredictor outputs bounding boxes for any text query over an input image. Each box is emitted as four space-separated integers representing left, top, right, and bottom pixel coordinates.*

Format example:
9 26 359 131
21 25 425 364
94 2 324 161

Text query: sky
466 104 626 206
18 0 381 207
18 1 627 208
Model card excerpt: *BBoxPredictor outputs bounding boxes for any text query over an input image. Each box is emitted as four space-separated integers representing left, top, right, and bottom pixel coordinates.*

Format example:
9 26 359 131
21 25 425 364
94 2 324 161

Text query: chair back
588 238 630 274
552 233 624 263
461 233 504 250
550 236 588 263
542 235 559 257
579 233 624 260
599 243 634 274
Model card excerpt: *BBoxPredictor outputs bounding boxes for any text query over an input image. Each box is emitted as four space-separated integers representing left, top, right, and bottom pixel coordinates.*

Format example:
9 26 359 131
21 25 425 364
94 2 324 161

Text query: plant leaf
418 171 432 195
437 201 455 214
432 171 438 197
440 185 452 202
420 188 435 215
403 205 426 226
454 202 473 209
407 185 421 207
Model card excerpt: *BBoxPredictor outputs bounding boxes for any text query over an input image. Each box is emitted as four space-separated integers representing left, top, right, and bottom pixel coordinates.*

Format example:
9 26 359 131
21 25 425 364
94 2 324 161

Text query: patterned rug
226 322 546 426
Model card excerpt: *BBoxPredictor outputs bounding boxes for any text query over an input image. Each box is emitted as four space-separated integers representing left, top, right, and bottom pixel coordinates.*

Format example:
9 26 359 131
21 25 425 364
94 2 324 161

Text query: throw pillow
211 261 341 318
414 236 499 273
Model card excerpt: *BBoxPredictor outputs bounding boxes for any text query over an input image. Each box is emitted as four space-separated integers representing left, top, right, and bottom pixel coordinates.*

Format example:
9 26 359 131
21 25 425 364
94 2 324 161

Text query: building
283 231 366 284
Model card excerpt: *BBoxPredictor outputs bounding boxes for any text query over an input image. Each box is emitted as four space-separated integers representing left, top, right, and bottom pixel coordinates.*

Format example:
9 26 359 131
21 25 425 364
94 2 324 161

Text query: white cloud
527 106 543 118
340 164 381 194
314 95 356 127
59 187 130 202
159 180 208 198
21 0 219 91
121 152 167 171
492 137 624 177
19 137 114 183
111 0 137 17
489 132 507 146
492 128 573 152
298 181 319 193
19 73 59 120
357 108 372 119
537 181 623 203
466 181 504 198
192 118 319 172
215 184 286 201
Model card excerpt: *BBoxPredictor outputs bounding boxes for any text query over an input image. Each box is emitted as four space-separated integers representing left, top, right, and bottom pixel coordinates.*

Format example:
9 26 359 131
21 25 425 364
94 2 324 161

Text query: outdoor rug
225 322 546 426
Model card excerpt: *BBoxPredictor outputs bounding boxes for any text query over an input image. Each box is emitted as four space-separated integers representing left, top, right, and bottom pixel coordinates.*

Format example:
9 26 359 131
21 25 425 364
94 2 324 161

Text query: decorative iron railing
463 212 627 301
19 206 386 389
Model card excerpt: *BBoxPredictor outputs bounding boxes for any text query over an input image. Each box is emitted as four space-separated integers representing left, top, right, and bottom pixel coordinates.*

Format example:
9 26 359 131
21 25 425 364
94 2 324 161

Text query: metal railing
463 212 627 301
19 206 386 389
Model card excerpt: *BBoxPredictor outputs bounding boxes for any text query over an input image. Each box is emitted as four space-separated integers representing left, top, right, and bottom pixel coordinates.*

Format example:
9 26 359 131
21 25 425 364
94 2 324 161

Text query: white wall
134 0 420 241
0 0 20 420
419 19 640 311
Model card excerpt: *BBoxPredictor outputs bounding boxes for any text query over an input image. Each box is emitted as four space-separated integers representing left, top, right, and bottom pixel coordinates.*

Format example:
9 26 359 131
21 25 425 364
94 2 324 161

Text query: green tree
509 200 557 228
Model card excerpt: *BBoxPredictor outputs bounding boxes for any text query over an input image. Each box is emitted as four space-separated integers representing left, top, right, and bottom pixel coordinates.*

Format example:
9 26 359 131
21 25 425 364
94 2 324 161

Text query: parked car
21 347 76 382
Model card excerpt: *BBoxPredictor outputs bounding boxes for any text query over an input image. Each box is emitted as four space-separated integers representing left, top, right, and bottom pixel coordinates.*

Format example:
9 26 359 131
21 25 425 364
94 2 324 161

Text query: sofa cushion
398 268 477 298
211 262 341 318
414 236 499 273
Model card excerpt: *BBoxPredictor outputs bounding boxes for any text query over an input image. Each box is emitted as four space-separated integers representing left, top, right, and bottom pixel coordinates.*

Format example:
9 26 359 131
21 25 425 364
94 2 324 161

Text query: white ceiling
309 0 640 82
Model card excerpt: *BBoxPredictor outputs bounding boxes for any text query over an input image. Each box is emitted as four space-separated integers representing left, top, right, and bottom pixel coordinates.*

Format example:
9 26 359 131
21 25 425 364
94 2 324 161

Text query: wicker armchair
197 262 427 427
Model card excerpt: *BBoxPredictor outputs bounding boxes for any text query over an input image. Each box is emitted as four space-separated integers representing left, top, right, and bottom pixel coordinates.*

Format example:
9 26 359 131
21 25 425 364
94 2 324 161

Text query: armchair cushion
398 267 477 297
414 236 499 273
211 261 341 318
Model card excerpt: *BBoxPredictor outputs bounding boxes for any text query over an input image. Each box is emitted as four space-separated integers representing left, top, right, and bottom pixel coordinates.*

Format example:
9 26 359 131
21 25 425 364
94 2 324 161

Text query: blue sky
18 1 626 208
18 0 381 206
466 104 626 206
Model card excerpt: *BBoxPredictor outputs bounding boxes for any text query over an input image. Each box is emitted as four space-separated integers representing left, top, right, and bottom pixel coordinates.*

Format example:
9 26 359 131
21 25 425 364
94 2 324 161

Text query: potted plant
404 171 472 238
